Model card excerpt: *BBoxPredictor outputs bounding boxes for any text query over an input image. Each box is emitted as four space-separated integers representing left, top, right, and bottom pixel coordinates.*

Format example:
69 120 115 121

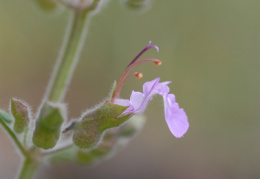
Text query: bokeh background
1 0 260 178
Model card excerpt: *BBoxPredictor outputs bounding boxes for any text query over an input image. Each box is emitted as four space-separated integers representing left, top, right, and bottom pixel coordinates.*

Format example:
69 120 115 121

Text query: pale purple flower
111 41 189 138
114 78 189 138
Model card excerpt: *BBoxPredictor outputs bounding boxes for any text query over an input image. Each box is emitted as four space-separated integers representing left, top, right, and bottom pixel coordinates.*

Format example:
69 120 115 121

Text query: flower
114 78 189 138
110 41 189 138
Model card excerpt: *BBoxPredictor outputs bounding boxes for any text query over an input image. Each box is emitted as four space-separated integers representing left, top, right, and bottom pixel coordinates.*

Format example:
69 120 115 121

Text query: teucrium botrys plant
0 1 189 179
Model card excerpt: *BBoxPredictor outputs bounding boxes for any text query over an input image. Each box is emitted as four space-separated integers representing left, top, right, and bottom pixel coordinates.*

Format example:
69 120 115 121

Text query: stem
18 157 39 179
45 9 89 103
0 118 27 157
23 129 28 149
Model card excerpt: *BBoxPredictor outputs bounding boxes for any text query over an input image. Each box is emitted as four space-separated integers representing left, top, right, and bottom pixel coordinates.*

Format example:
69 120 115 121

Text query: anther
154 60 162 66
135 73 143 79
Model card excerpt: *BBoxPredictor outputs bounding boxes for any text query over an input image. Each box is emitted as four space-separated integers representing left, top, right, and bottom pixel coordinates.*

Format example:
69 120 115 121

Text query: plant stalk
18 157 39 179
0 118 28 157
45 9 89 103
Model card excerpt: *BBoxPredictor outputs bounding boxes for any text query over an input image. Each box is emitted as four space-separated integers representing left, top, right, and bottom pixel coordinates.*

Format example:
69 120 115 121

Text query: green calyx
73 101 132 149
50 115 145 165
10 98 30 134
33 102 65 149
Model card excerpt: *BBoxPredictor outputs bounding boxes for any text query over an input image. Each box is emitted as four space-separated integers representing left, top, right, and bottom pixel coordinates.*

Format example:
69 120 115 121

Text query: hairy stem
45 9 89 103
0 118 28 157
18 157 39 179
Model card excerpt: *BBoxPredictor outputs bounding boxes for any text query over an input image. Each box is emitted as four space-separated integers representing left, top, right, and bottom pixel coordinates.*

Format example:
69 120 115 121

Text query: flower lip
163 94 189 138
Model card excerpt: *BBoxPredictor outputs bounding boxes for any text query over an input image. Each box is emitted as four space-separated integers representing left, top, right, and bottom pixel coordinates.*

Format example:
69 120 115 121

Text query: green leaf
33 102 65 149
73 101 131 149
10 98 30 133
0 110 13 123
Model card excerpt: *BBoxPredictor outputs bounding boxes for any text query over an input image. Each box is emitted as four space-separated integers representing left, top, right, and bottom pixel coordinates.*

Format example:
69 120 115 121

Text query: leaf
33 102 65 149
0 110 13 123
73 101 131 149
10 98 30 133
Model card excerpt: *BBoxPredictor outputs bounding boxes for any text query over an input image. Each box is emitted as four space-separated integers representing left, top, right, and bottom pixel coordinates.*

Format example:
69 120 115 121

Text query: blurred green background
1 0 260 178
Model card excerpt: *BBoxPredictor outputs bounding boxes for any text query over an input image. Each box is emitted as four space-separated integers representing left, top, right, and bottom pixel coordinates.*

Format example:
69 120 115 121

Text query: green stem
18 157 39 179
0 118 27 157
46 9 89 103
23 129 28 148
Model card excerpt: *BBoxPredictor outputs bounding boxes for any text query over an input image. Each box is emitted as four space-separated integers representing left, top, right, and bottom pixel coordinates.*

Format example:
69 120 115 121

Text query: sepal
10 98 30 133
33 102 66 149
50 115 145 164
73 101 131 149
76 115 146 164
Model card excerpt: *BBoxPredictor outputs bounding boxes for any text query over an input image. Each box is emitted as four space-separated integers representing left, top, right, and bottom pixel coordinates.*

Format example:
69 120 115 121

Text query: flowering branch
17 1 103 178
0 1 189 179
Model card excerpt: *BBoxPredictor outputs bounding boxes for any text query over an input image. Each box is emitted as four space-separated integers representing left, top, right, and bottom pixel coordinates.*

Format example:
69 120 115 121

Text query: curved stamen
123 72 143 83
112 59 161 101
127 41 159 68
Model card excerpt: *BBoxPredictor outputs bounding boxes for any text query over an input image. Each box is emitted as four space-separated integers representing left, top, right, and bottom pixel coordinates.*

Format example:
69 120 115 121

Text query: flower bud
10 98 30 133
33 102 65 149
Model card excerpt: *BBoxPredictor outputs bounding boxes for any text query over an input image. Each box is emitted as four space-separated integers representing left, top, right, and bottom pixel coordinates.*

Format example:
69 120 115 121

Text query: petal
157 81 171 96
143 78 160 95
143 78 171 97
129 78 172 114
113 99 130 106
163 94 189 138
113 99 134 115
129 91 146 114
